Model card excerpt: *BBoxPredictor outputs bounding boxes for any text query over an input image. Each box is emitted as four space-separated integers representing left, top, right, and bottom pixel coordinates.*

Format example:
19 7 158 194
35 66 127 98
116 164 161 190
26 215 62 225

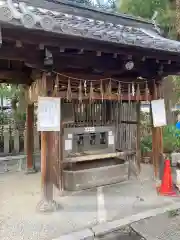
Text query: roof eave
16 0 157 30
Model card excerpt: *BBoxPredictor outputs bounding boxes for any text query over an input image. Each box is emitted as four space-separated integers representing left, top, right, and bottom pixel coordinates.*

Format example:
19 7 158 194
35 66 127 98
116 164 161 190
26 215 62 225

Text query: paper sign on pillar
151 99 167 127
37 96 61 131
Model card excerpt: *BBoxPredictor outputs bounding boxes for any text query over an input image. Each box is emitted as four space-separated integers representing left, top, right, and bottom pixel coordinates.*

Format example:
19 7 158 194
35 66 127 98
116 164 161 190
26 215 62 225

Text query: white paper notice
151 99 167 127
68 134 73 139
108 135 114 145
37 97 61 131
65 140 72 151
108 131 112 136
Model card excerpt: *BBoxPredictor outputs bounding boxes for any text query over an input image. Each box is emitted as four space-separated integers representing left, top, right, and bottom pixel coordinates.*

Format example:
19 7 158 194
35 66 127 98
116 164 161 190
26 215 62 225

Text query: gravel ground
0 163 179 240
0 171 97 240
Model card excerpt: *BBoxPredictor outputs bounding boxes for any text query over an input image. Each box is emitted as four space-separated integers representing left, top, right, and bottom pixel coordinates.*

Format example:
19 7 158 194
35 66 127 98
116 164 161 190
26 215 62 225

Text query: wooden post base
25 167 37 174
36 199 60 212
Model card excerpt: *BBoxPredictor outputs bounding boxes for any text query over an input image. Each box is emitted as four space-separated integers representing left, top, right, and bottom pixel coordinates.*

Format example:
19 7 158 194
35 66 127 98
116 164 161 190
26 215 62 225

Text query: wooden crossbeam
3 28 180 62
0 46 41 61
0 70 30 84
55 91 152 101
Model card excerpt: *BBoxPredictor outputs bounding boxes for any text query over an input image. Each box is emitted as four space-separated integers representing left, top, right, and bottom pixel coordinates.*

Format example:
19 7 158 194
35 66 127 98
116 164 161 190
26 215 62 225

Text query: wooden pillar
26 104 36 173
41 131 53 201
150 82 163 179
136 102 141 173
37 74 59 212
151 127 163 178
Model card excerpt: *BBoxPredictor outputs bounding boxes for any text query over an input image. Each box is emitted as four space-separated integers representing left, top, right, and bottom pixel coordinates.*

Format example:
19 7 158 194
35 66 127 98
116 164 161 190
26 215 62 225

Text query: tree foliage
0 84 19 98
120 0 180 105
120 0 177 39
0 84 26 126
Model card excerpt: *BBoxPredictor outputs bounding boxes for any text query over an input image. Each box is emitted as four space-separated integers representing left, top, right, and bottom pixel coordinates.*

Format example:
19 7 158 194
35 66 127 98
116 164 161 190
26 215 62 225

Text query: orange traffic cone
159 159 176 196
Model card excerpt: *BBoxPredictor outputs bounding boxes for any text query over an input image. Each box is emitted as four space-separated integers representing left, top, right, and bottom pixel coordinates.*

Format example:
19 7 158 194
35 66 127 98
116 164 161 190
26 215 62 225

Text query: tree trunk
176 0 180 37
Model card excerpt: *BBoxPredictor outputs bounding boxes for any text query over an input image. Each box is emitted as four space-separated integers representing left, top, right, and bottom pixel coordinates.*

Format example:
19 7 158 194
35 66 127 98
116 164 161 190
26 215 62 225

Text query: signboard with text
37 96 61 131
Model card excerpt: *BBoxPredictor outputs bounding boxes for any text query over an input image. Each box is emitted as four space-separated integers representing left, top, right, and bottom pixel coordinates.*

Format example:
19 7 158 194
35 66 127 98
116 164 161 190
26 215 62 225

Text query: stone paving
131 212 180 240
0 163 180 240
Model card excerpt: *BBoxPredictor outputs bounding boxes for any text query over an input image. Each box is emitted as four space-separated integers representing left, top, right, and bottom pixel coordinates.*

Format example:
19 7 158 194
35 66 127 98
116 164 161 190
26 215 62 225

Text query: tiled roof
0 0 180 54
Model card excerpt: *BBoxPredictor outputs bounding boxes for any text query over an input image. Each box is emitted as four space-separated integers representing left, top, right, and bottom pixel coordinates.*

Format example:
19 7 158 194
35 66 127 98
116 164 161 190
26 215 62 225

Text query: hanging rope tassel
100 79 104 102
52 74 59 97
66 78 72 102
117 82 122 102
132 82 135 97
89 81 94 102
41 72 47 96
78 80 83 102
153 81 158 99
107 78 112 100
136 83 141 102
84 80 87 97
128 83 131 104
145 81 149 101
28 85 32 104
158 83 163 99
34 81 38 101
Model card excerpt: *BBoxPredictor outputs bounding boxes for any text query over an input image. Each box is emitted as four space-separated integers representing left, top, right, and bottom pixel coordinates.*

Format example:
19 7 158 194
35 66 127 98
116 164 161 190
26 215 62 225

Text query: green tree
120 0 176 38
0 84 26 127
119 0 179 117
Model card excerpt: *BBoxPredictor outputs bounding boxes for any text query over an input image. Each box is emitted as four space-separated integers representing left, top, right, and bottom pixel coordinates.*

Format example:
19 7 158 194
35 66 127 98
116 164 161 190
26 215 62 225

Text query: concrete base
171 152 180 166
63 163 128 191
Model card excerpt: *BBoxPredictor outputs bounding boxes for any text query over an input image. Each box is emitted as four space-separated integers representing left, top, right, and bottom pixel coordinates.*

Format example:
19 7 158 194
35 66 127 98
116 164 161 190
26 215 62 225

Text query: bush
163 125 180 153
140 125 180 155
141 135 152 155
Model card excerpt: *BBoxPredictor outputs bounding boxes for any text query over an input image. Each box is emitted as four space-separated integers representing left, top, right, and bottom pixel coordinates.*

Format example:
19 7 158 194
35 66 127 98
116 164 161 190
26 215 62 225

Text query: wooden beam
53 68 126 78
2 28 124 53
0 70 31 84
0 44 123 71
55 91 152 101
0 63 165 85
0 46 42 61
27 53 180 79
27 61 141 81
29 65 145 85
3 28 180 62
52 54 123 70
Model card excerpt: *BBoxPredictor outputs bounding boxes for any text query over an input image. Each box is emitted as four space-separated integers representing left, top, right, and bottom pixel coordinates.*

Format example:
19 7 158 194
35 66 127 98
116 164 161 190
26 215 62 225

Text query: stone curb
92 202 180 237
52 228 94 240
52 202 180 240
